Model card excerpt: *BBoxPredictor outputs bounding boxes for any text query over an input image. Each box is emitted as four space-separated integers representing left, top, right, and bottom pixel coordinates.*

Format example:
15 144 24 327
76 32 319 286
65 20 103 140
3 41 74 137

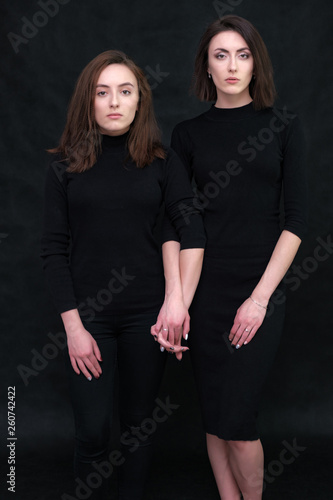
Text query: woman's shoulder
154 145 191 173
256 105 305 157
156 145 180 164
264 105 301 128
171 111 211 149
173 109 210 132
245 105 303 149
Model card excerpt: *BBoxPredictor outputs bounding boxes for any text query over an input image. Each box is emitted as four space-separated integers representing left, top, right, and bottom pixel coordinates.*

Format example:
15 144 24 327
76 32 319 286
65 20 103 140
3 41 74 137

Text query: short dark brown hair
192 15 276 110
50 50 165 172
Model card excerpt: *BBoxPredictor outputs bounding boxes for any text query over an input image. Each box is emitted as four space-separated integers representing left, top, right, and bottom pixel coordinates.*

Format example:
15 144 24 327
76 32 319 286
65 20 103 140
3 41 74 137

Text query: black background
1 0 333 499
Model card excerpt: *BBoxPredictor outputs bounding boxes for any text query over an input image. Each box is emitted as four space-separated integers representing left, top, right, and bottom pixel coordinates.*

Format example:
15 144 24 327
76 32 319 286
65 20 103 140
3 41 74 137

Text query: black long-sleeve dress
168 102 307 440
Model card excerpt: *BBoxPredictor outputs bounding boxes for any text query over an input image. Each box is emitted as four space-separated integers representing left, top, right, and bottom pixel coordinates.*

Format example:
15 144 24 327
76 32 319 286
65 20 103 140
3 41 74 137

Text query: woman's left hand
229 297 267 348
151 293 190 360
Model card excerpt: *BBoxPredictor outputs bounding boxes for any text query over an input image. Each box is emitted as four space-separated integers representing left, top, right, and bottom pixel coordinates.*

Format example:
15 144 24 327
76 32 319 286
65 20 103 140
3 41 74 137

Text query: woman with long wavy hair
41 49 205 500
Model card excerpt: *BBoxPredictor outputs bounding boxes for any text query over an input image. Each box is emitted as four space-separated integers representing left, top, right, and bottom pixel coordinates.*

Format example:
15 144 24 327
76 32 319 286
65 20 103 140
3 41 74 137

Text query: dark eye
97 91 107 96
121 89 131 95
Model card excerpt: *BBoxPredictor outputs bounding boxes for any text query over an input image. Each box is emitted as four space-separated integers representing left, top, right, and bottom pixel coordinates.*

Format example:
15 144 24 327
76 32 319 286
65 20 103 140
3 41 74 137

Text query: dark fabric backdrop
1 0 333 499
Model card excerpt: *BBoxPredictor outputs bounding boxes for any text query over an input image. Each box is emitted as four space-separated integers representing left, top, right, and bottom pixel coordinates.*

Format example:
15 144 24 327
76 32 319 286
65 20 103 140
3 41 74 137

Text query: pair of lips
107 113 122 118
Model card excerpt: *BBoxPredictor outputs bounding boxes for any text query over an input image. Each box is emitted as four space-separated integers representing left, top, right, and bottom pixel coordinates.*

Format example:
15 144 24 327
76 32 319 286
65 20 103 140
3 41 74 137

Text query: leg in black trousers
64 312 166 500
117 313 166 500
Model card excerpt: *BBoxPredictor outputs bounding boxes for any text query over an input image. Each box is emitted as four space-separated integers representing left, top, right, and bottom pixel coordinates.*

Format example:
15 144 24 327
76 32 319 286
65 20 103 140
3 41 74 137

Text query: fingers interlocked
150 323 189 361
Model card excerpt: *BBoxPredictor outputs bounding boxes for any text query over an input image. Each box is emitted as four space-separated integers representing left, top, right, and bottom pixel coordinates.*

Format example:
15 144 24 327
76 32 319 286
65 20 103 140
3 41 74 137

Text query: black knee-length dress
169 103 307 440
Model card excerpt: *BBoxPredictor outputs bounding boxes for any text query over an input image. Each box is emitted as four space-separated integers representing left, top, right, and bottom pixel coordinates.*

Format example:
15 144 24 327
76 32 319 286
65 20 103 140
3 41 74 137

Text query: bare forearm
162 241 204 308
251 230 301 305
162 241 183 299
180 248 204 309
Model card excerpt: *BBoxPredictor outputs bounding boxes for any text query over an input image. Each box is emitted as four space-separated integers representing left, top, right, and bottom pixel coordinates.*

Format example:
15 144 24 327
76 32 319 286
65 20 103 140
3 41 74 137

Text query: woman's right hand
67 326 103 380
61 309 102 380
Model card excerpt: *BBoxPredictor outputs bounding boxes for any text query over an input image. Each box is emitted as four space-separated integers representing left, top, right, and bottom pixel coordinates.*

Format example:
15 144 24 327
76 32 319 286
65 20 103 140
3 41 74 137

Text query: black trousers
64 311 166 500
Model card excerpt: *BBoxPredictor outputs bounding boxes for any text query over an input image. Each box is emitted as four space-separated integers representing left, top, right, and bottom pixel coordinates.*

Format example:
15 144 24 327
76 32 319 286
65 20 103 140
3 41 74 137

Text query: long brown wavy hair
50 50 166 172
192 15 276 110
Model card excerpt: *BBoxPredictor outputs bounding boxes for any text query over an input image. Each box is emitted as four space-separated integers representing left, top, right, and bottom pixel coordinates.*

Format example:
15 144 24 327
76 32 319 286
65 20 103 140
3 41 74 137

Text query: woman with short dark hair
161 16 307 499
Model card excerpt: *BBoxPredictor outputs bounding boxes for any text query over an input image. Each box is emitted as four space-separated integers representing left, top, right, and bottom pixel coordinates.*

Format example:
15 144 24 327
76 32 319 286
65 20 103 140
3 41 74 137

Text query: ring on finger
245 328 250 332
163 328 168 331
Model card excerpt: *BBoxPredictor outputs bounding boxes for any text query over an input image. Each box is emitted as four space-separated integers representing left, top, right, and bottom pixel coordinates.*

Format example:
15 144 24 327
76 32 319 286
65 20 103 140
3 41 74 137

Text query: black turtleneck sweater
41 133 206 316
166 103 307 259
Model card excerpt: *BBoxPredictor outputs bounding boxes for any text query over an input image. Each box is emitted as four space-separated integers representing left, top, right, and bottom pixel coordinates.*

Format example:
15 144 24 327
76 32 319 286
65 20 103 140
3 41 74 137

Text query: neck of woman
215 92 253 109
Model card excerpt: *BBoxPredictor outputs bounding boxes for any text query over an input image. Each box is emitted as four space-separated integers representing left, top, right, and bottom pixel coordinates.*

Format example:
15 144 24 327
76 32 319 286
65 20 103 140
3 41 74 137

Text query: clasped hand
151 294 190 361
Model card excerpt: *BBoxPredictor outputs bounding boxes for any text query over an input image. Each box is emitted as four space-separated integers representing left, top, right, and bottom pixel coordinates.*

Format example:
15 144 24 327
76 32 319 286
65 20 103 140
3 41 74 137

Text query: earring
208 73 212 79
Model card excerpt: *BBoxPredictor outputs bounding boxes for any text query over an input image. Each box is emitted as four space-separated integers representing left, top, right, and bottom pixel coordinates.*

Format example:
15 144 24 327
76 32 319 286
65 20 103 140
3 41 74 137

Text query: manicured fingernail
244 341 248 345
185 334 188 340
160 346 165 352
87 376 92 381
170 347 174 351
181 347 185 351
236 344 240 349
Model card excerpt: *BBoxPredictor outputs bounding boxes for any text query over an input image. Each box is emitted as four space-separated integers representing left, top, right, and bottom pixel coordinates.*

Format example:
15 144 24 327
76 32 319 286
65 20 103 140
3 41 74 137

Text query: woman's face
207 30 254 107
94 64 139 136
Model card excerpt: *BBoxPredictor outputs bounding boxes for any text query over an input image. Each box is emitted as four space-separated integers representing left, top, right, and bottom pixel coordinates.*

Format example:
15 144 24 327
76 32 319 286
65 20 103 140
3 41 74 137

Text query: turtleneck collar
101 131 129 149
205 102 258 122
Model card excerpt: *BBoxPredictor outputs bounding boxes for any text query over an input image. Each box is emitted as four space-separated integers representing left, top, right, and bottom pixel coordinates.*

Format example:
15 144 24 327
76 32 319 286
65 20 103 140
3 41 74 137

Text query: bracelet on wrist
249 296 268 310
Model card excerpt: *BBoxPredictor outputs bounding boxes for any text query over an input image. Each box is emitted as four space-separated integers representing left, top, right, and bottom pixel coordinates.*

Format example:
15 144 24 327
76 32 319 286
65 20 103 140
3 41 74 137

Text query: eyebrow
213 47 250 53
96 82 135 88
